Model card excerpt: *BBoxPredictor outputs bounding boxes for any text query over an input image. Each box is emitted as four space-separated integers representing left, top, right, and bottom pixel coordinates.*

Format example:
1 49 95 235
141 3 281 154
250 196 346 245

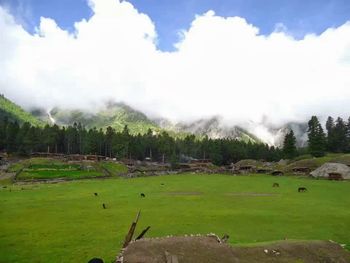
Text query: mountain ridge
1 95 307 146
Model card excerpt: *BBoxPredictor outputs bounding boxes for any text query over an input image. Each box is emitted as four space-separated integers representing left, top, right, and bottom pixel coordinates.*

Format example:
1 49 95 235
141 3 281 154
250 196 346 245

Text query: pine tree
325 116 336 152
307 116 326 157
0 117 8 151
333 117 347 152
346 117 350 152
6 121 19 152
283 130 297 159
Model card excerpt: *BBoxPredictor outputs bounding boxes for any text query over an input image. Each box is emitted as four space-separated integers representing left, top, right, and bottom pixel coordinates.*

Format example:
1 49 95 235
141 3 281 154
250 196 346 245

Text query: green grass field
0 174 349 263
8 158 128 181
17 170 103 180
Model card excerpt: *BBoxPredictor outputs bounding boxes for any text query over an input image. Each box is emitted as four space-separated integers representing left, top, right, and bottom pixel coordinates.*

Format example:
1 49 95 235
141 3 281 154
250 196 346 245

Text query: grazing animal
88 258 104 263
102 203 106 209
298 187 307 192
94 193 98 196
140 193 146 198
272 183 279 187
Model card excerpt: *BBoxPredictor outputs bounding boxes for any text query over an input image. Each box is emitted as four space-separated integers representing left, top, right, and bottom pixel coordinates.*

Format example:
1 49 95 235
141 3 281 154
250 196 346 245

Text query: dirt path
166 191 203 196
226 192 280 197
119 237 350 263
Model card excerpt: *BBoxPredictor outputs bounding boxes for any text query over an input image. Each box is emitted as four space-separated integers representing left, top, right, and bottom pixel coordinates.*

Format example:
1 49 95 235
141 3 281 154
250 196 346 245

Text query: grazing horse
94 193 98 196
102 203 106 209
298 187 307 192
140 193 146 198
272 183 279 187
88 258 104 263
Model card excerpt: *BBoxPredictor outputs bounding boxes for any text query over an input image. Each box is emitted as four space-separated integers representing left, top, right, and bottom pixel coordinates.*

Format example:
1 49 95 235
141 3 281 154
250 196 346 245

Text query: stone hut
310 163 350 180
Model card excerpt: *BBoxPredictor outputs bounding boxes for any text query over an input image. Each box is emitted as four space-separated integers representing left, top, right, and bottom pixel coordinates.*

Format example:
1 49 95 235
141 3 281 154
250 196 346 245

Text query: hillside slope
39 102 160 134
0 95 44 126
156 116 260 143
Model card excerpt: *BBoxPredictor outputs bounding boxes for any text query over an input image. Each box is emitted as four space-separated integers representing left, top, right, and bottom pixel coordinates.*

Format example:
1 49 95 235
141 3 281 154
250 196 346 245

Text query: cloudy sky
0 0 350 126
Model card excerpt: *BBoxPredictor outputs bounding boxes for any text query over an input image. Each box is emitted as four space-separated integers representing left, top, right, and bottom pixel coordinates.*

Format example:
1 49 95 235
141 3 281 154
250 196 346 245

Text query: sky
0 0 350 132
2 0 350 51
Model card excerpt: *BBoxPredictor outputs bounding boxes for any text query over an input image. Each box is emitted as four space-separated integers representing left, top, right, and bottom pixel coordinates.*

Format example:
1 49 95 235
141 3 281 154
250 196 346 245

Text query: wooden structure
272 170 284 176
188 159 213 168
256 168 272 174
31 152 65 158
328 172 343 181
30 153 105 161
85 155 105 161
123 210 141 248
189 159 211 164
292 167 311 174
237 165 256 173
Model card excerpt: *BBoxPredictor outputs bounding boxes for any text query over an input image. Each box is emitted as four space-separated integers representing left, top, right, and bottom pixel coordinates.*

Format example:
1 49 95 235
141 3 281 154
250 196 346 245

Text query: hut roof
310 163 350 180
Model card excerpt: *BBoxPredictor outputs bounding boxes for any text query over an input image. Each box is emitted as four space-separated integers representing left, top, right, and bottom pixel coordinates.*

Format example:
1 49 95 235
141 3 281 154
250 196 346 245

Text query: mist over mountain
24 99 307 146
31 102 159 135
0 92 308 146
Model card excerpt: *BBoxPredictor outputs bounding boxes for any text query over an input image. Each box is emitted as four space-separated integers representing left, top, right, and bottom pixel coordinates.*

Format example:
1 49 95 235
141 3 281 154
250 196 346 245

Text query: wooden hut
271 170 284 176
328 172 343 181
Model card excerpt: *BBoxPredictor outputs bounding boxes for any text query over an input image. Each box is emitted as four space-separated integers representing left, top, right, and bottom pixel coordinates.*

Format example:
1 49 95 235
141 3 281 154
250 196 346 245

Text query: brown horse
298 187 307 192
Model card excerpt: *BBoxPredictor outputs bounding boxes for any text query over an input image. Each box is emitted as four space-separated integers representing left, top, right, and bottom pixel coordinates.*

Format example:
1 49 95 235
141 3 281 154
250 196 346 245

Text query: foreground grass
0 174 349 262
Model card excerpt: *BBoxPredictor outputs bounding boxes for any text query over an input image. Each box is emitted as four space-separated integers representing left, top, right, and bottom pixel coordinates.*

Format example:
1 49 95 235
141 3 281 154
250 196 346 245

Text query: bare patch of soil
226 192 279 197
166 191 203 196
119 237 350 263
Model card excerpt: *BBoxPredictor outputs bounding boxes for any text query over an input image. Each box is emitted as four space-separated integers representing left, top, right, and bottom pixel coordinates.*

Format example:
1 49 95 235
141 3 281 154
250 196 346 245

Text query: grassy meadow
0 174 350 262
7 158 128 181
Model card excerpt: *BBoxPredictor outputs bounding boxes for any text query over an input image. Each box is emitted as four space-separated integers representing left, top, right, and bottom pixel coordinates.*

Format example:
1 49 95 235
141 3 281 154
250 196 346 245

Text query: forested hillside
0 95 44 126
43 103 160 134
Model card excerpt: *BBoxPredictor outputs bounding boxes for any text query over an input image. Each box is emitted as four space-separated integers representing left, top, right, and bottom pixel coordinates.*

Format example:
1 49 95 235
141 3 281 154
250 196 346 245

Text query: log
122 210 141 248
135 226 151 240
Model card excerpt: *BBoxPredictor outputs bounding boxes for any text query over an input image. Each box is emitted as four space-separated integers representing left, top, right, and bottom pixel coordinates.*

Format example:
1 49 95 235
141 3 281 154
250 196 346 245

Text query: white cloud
0 0 350 129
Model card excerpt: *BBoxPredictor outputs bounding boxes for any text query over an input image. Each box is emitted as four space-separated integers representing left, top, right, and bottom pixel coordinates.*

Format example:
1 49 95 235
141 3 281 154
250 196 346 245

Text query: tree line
0 117 282 165
1 115 349 165
283 115 350 158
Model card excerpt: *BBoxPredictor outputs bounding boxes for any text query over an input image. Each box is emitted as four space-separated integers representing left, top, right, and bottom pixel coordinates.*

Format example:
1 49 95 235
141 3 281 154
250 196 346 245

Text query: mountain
33 102 160 134
32 102 261 143
0 95 44 126
236 121 308 147
265 122 308 147
1 95 308 145
155 116 260 143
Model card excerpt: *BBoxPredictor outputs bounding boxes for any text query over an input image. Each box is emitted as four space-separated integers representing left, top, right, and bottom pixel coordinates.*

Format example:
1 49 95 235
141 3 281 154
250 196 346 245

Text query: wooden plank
135 226 151 240
122 210 141 248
